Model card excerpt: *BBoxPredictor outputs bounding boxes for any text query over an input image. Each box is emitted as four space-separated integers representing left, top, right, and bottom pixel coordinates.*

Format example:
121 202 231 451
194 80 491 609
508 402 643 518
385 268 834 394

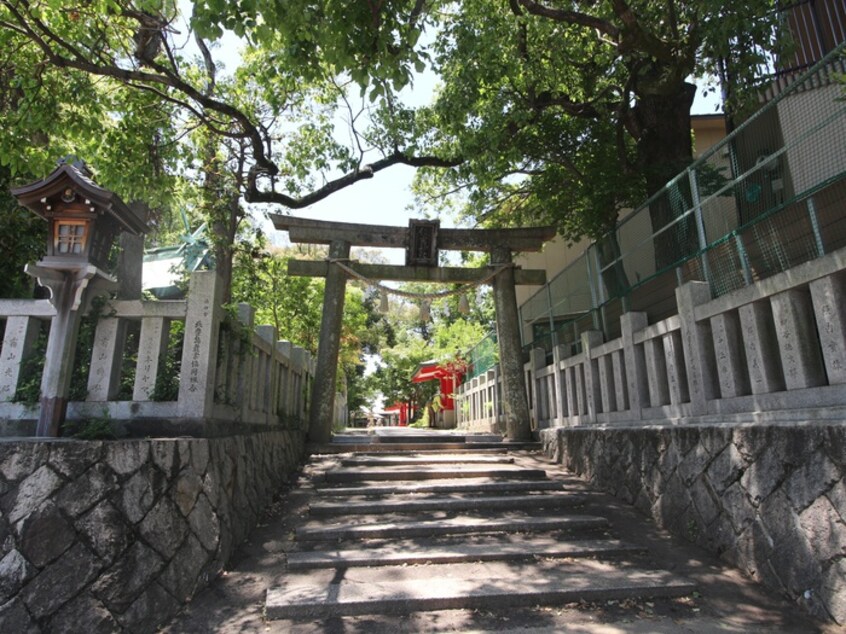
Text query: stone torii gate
271 215 555 444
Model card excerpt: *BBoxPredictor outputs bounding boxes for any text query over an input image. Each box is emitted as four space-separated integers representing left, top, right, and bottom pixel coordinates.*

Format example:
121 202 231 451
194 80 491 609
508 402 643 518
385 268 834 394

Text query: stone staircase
264 439 697 621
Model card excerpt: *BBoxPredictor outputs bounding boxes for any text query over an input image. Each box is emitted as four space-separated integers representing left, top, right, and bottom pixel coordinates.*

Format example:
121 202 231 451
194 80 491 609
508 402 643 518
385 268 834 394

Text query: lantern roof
11 159 148 235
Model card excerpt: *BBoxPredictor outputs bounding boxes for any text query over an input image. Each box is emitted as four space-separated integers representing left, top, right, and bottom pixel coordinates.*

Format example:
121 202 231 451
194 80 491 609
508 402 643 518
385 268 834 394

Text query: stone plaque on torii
271 214 555 444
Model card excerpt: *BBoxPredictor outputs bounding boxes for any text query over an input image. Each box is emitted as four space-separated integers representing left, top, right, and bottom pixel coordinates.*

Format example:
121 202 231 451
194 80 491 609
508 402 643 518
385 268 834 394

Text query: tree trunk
634 82 698 272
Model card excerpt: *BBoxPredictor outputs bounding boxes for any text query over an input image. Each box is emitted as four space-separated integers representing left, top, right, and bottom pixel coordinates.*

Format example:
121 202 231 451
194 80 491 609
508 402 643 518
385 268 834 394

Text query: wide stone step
311 442 542 453
286 538 643 570
266 559 696 619
338 454 515 467
308 493 589 516
323 466 548 483
316 479 573 497
295 514 608 541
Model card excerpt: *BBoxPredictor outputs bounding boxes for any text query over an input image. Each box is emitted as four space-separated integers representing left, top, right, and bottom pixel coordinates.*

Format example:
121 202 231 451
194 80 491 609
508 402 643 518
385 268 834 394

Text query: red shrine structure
412 359 467 428
383 402 413 426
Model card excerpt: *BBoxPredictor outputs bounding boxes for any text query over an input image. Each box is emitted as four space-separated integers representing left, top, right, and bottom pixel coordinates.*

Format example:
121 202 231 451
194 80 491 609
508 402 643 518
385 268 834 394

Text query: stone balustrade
457 245 846 432
0 271 315 436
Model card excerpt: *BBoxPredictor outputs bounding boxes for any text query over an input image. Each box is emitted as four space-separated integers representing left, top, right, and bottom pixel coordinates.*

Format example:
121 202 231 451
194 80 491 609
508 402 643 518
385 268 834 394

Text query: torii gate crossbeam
271 214 556 443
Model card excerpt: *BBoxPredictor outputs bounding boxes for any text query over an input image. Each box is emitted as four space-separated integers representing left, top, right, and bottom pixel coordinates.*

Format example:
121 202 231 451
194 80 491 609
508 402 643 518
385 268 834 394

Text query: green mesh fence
465 331 498 379
516 40 846 352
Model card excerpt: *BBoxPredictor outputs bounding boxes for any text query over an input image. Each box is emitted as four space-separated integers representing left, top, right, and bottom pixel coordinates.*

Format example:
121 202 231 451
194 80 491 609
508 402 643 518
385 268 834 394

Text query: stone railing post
551 344 566 426
87 316 128 401
276 340 292 419
235 303 256 418
177 272 222 419
620 311 648 420
133 317 171 401
580 330 603 422
529 347 546 425
676 281 718 414
0 316 41 402
738 301 784 394
810 273 846 384
710 311 750 398
256 325 277 421
771 289 826 389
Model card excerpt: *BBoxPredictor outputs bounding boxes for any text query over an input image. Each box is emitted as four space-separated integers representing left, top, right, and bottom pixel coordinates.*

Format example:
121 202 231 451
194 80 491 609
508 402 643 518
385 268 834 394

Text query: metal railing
519 40 846 356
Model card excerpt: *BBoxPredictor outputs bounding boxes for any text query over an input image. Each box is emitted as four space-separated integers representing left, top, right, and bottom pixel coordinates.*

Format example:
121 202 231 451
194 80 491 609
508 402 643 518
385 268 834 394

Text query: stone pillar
611 349 628 412
620 311 648 418
177 272 222 419
710 312 750 398
491 247 532 441
675 281 717 413
663 331 689 406
598 352 616 414
133 317 170 401
309 240 350 443
738 301 784 394
235 303 256 418
0 316 41 402
580 330 603 421
277 341 293 418
810 274 846 384
257 325 277 420
771 289 826 390
551 344 566 425
87 317 128 401
564 366 578 418
529 347 546 423
644 337 670 407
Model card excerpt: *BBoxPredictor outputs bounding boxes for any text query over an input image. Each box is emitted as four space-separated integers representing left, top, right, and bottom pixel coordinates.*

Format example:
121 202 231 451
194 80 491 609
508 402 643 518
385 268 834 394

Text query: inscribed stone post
0 316 41 403
770 289 826 390
529 347 546 424
809 273 846 384
738 301 784 394
491 246 533 441
620 311 648 418
675 281 718 413
177 272 222 419
551 344 566 426
87 317 127 401
133 317 170 401
710 312 750 398
580 330 603 421
309 240 350 444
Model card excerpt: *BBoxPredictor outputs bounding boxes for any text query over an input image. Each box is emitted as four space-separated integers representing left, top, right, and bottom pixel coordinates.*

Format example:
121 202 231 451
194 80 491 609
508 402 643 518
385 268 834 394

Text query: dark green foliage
62 413 117 440
0 168 46 299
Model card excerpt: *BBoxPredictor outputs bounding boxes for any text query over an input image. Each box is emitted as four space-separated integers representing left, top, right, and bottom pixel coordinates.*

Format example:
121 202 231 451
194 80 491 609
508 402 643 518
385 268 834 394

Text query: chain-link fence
518 40 846 356
464 331 498 380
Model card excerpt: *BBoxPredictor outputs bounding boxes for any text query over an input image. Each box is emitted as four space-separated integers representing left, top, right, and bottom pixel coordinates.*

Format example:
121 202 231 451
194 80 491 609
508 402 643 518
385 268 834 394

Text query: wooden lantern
12 159 147 271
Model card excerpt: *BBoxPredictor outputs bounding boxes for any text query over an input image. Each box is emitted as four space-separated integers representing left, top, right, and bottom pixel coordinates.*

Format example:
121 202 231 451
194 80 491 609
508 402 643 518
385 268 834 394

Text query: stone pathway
163 436 837 633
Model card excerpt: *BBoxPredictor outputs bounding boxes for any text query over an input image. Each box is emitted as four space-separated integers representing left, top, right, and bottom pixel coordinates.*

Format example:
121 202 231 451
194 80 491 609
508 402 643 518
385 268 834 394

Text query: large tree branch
609 0 673 61
514 0 620 39
3 0 278 178
246 150 462 208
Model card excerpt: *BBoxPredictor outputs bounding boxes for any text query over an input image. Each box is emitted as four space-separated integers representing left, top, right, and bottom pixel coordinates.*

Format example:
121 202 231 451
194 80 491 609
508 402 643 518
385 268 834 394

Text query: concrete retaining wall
0 430 306 632
541 423 846 623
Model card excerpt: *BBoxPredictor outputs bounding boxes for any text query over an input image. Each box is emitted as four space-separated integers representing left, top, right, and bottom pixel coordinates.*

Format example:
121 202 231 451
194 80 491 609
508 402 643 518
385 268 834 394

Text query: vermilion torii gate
271 215 555 444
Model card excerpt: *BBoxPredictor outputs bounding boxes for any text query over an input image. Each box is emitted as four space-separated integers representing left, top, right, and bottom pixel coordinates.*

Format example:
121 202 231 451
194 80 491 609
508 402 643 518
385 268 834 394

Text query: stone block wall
541 423 846 623
0 430 306 632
